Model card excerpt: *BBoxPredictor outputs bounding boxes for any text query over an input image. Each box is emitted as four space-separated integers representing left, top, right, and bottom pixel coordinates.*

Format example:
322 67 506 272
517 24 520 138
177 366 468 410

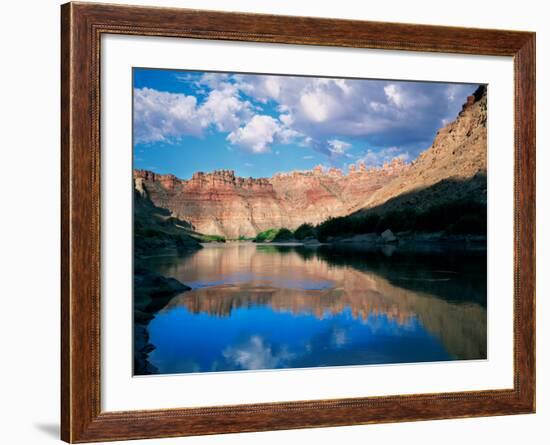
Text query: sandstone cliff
134 160 406 238
356 85 487 215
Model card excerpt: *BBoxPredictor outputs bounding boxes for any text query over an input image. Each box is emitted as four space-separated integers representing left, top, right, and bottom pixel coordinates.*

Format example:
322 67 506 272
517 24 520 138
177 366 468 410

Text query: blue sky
133 68 480 179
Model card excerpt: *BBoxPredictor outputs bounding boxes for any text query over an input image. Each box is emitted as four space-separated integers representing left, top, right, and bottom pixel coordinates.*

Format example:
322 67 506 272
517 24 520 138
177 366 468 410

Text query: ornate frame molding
61 2 535 442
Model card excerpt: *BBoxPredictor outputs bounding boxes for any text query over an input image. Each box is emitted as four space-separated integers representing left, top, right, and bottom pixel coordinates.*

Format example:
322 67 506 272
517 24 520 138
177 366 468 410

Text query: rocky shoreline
133 229 485 374
252 230 487 250
133 267 191 375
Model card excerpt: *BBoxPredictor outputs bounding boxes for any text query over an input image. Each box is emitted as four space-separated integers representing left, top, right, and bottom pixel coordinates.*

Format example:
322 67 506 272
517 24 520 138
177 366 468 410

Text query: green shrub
315 213 380 241
376 209 417 233
413 201 486 233
316 217 348 242
254 228 281 242
314 199 486 239
446 214 487 235
252 200 486 244
294 223 316 240
354 214 380 234
272 228 294 242
198 234 226 242
254 227 295 242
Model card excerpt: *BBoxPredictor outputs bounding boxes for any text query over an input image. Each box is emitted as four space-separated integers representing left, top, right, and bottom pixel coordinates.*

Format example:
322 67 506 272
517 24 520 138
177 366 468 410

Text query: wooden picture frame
61 2 535 442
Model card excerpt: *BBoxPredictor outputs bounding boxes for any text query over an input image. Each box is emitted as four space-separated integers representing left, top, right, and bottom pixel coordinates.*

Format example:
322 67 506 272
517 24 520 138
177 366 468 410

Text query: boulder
133 268 191 375
351 233 378 243
381 229 397 243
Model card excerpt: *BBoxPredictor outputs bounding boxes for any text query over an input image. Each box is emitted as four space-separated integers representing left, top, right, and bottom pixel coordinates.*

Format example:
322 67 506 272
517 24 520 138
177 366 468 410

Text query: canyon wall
356 85 487 215
134 160 406 238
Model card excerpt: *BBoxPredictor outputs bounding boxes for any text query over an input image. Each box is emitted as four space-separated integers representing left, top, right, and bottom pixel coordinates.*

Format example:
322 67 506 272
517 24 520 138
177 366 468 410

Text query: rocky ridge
356 85 487 215
134 159 407 238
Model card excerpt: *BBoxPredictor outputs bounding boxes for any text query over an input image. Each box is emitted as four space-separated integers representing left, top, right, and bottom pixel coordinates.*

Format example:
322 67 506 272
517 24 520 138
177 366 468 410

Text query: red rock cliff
134 161 406 238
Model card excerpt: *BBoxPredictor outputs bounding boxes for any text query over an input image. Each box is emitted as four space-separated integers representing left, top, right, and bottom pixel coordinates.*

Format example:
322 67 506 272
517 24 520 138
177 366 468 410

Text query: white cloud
226 110 303 153
383 84 429 109
333 79 352 95
331 328 348 347
356 146 411 168
133 88 203 143
227 115 280 153
277 126 302 144
233 74 305 103
222 336 294 370
300 89 334 122
198 83 252 132
134 79 254 143
369 101 387 112
446 84 465 102
384 84 405 108
263 76 282 99
199 72 230 89
300 136 313 147
135 71 479 162
279 113 293 126
327 139 351 154
233 75 457 152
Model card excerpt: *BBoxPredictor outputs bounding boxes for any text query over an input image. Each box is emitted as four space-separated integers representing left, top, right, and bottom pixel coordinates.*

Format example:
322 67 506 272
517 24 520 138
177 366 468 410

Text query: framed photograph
61 2 535 442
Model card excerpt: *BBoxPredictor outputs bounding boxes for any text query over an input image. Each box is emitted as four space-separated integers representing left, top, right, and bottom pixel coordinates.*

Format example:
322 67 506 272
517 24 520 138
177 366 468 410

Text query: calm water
139 243 487 375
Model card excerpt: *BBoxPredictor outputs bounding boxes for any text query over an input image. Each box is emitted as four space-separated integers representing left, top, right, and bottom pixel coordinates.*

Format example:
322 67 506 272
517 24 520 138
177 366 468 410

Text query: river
138 242 487 375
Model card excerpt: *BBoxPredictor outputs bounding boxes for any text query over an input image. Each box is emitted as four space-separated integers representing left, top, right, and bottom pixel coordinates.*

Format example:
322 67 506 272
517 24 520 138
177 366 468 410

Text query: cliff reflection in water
144 243 486 374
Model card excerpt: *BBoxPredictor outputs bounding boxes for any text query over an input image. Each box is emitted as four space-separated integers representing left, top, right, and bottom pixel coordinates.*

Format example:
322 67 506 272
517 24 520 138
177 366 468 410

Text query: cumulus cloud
327 139 351 154
384 84 406 108
198 72 231 89
331 328 348 348
236 75 475 145
135 70 479 163
133 88 203 143
226 113 302 153
134 74 254 144
279 113 293 126
356 146 412 168
227 115 280 153
222 336 294 370
199 83 252 132
300 88 341 123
